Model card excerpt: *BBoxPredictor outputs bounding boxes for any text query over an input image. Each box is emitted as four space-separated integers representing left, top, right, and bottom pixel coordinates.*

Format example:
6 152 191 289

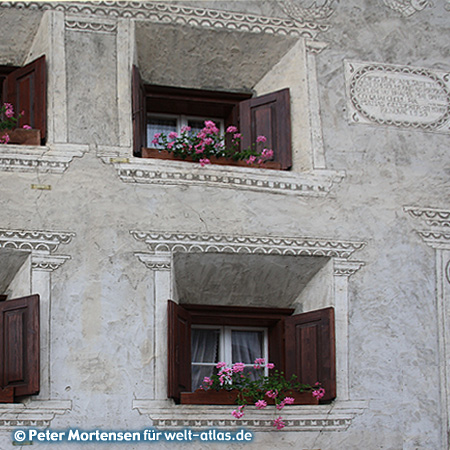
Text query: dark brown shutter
4 56 46 143
132 65 146 157
167 300 191 403
0 294 40 402
285 307 336 402
239 88 292 169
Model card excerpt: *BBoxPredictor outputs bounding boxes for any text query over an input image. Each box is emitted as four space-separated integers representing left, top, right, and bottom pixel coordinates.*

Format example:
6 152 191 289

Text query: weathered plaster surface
0 1 448 449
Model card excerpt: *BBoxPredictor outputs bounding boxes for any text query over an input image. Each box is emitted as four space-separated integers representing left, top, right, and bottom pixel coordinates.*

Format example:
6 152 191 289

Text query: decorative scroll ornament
279 0 335 22
383 0 431 17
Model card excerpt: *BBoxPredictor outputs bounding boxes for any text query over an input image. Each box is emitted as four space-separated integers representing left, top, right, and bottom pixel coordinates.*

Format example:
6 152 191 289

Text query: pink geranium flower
255 399 267 409
22 124 32 130
180 125 191 134
266 389 278 399
273 416 285 430
168 131 178 140
226 125 238 133
246 155 257 165
216 362 227 369
231 405 245 419
199 158 210 167
312 388 325 399
151 133 161 145
232 362 245 373
256 135 267 143
267 362 275 369
283 397 295 405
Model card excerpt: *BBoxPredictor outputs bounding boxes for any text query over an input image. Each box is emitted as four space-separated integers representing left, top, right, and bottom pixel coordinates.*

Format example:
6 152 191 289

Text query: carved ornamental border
1 1 328 38
133 400 368 432
115 159 345 197
131 230 365 259
0 401 72 431
0 144 87 174
0 228 75 271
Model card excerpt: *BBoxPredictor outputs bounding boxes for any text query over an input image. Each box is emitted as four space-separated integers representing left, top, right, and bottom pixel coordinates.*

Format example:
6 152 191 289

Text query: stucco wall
0 1 448 449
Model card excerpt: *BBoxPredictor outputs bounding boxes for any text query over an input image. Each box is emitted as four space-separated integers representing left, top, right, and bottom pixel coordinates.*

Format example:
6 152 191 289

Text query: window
132 66 292 169
0 56 46 145
167 301 336 404
0 294 40 403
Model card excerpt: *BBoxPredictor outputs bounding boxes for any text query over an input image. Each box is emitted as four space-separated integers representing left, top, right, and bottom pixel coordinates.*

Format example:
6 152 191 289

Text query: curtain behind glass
232 330 264 381
191 328 219 390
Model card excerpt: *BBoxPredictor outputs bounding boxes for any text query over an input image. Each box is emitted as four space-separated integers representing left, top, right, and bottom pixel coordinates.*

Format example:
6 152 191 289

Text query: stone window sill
0 143 87 173
132 399 368 432
100 152 345 197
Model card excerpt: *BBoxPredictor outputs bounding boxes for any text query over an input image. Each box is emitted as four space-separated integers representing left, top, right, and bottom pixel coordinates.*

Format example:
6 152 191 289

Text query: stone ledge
0 400 72 430
109 157 345 197
132 399 368 432
0 143 87 173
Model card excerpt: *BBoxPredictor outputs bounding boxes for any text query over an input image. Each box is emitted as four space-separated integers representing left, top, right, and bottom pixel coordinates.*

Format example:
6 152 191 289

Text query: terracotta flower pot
180 388 318 405
1 128 41 145
141 147 281 170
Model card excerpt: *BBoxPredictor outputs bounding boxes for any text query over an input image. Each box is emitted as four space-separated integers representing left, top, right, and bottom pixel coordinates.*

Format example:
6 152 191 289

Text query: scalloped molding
0 400 71 430
110 158 345 197
131 230 365 259
1 1 328 38
0 144 87 174
0 229 75 255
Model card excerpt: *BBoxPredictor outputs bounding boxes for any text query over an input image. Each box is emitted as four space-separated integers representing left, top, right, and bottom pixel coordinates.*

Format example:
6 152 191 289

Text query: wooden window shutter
132 65 146 157
285 307 336 402
239 88 292 170
0 294 40 403
167 300 191 403
4 56 46 143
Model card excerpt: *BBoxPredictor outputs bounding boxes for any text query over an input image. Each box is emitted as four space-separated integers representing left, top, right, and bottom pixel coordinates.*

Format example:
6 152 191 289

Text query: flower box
180 389 318 405
0 386 14 403
2 128 41 146
141 148 282 170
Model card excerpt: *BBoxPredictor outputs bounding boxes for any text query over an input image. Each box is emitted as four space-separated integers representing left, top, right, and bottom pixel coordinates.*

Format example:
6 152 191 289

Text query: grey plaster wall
0 1 448 449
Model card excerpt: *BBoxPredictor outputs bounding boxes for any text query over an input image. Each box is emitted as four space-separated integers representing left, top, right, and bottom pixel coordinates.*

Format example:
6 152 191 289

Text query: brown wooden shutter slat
132 65 146 157
4 56 46 143
239 88 292 169
167 300 191 403
0 294 40 402
285 307 336 402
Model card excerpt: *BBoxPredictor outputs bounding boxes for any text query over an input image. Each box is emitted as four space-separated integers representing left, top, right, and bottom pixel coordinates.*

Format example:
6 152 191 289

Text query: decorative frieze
114 159 345 197
0 400 72 431
0 229 75 254
0 144 86 174
133 400 367 432
1 1 327 38
404 206 450 228
65 15 118 33
31 255 71 272
345 61 450 133
131 231 366 260
333 259 365 277
135 252 171 271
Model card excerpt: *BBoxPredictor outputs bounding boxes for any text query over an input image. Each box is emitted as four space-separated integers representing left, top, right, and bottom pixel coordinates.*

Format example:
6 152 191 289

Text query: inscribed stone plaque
345 60 450 133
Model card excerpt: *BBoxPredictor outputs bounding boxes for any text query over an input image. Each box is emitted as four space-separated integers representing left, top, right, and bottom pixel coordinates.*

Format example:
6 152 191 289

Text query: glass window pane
191 365 216 391
187 119 206 136
147 117 177 148
231 330 263 364
191 328 220 363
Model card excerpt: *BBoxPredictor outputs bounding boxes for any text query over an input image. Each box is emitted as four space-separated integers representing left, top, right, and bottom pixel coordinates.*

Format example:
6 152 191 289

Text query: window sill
132 399 368 431
102 151 345 197
0 143 87 173
0 399 72 430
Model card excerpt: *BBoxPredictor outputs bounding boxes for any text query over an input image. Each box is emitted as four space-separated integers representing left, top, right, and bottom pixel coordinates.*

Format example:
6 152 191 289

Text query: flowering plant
151 121 274 167
0 102 31 144
201 359 325 430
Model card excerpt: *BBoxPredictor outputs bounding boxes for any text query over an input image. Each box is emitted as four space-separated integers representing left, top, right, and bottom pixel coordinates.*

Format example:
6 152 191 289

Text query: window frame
168 301 336 405
132 66 292 169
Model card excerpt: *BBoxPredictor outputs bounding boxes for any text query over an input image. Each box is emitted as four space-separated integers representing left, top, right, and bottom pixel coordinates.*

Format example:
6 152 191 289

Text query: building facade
0 1 449 449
